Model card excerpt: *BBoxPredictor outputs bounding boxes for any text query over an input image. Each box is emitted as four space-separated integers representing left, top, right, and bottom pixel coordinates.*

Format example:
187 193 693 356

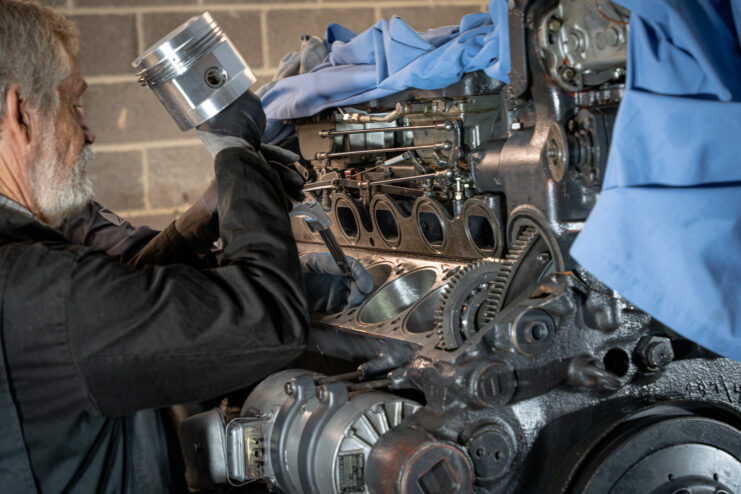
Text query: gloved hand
174 179 218 253
197 90 266 156
301 252 374 313
259 143 306 203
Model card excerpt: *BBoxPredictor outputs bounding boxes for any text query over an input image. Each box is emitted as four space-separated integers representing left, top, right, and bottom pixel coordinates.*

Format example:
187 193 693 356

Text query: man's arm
66 146 308 417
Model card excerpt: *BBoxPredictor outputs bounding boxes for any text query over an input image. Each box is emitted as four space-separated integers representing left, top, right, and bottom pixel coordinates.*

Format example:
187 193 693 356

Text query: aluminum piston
132 12 256 131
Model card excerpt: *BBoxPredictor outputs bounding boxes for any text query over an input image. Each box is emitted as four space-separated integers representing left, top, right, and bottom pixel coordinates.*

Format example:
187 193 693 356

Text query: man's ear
3 85 32 146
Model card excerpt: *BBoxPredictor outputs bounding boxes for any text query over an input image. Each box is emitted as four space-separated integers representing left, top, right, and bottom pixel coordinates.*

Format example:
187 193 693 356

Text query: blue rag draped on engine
260 0 509 144
571 0 741 361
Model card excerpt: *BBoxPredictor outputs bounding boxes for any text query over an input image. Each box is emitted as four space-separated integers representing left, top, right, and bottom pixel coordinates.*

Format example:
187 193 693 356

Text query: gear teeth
433 227 540 352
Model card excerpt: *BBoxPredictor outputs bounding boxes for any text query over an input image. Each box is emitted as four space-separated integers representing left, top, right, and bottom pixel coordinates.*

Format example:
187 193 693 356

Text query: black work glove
197 90 266 155
301 253 374 313
259 143 306 203
174 179 218 253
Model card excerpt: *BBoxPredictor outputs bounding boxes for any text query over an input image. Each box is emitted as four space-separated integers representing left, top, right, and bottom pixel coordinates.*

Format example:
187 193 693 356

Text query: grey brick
84 82 184 144
87 150 145 211
266 8 375 66
380 6 486 33
71 14 138 77
141 11 263 68
129 213 177 231
76 0 196 6
147 146 213 209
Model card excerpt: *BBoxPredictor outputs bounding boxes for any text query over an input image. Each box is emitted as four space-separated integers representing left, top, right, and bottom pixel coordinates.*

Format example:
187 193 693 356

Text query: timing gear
434 226 539 350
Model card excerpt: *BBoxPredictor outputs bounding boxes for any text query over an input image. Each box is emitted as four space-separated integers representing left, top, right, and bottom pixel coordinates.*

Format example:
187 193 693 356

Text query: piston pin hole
205 66 227 88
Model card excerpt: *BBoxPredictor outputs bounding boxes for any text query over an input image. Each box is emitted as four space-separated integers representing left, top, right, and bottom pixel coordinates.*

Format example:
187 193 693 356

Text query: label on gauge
338 452 365 493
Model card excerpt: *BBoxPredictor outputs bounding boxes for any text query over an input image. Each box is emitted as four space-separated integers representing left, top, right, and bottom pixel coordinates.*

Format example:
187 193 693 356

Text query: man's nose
82 121 95 145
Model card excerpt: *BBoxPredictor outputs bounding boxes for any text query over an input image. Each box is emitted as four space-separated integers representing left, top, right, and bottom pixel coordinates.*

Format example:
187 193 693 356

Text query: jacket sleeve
60 201 160 262
66 147 308 417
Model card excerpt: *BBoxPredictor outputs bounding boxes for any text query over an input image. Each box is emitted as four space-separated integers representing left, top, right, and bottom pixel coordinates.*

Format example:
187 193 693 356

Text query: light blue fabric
261 0 509 143
571 0 741 360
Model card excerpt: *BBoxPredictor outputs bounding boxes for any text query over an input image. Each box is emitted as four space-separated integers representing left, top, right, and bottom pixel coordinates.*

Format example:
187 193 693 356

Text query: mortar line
141 149 151 210
135 12 145 57
86 74 135 85
117 206 190 218
93 139 202 153
260 10 270 71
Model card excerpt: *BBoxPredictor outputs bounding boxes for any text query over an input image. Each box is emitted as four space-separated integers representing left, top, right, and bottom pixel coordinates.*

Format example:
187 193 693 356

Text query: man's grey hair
0 0 80 118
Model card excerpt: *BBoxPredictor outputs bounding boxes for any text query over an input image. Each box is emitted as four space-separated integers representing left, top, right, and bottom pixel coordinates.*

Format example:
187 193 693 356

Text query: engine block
185 1 741 493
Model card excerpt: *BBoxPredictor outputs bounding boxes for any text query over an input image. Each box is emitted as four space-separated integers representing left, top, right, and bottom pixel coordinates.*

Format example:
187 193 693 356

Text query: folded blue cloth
571 0 741 360
261 0 509 143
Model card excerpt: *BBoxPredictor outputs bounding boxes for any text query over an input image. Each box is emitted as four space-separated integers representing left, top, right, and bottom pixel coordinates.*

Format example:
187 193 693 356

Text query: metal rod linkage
315 141 452 160
319 121 453 138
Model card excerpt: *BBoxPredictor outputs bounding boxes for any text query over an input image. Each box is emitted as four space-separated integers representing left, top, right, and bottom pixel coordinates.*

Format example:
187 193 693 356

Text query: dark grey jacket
0 147 308 493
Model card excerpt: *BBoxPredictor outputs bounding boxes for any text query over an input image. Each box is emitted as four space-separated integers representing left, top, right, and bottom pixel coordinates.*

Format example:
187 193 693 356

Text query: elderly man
0 1 361 491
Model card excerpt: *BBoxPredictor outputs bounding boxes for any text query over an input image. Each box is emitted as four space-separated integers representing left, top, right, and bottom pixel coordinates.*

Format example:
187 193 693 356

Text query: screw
284 381 295 395
561 67 576 82
639 336 674 370
316 385 328 401
537 252 552 264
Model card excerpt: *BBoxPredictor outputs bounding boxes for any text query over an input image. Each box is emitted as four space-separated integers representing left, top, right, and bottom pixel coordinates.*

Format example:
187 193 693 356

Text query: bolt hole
494 451 502 461
204 66 227 88
603 348 630 377
476 448 484 458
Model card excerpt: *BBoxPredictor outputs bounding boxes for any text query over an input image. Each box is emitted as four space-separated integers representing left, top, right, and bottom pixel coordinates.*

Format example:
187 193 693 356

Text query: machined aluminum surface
132 12 256 130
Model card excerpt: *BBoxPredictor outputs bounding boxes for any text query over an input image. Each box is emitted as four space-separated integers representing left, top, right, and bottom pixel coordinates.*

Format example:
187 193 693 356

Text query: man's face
53 61 94 172
30 58 95 227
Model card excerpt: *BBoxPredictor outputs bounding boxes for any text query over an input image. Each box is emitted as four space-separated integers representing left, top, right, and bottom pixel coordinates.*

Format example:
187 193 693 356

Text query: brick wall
42 0 488 229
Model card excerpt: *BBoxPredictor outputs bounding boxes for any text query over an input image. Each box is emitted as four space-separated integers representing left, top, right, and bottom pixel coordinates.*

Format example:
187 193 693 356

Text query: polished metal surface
359 269 438 324
132 12 256 130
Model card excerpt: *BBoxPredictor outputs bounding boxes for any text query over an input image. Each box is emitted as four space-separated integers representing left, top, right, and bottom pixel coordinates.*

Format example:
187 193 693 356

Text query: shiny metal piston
132 12 256 131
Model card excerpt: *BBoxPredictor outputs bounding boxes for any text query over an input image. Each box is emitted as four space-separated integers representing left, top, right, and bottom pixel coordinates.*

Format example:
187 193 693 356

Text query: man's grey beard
30 133 94 228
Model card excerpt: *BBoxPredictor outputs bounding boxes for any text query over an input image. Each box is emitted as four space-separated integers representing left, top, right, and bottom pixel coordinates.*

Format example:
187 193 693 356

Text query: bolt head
548 18 562 32
561 67 576 82
284 381 295 395
316 385 328 401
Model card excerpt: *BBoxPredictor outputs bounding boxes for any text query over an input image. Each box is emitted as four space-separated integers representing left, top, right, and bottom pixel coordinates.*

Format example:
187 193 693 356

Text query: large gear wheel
435 226 539 350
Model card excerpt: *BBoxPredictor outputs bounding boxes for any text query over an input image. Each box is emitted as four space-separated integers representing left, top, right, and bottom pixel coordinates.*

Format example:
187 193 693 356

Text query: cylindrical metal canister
132 12 256 131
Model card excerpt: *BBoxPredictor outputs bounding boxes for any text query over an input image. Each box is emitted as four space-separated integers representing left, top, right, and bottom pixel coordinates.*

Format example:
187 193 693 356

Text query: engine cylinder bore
371 195 406 247
333 195 362 243
359 269 438 324
404 286 445 333
462 198 504 257
366 263 394 292
413 198 450 251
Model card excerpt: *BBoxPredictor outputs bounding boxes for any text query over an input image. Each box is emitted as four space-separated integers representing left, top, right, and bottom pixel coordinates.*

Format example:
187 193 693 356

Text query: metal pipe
319 121 453 138
315 371 363 385
348 379 392 392
368 170 449 186
315 141 452 160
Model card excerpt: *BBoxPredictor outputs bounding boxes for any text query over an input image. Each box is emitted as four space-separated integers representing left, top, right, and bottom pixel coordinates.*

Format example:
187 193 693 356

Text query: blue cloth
571 0 741 360
261 0 509 143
